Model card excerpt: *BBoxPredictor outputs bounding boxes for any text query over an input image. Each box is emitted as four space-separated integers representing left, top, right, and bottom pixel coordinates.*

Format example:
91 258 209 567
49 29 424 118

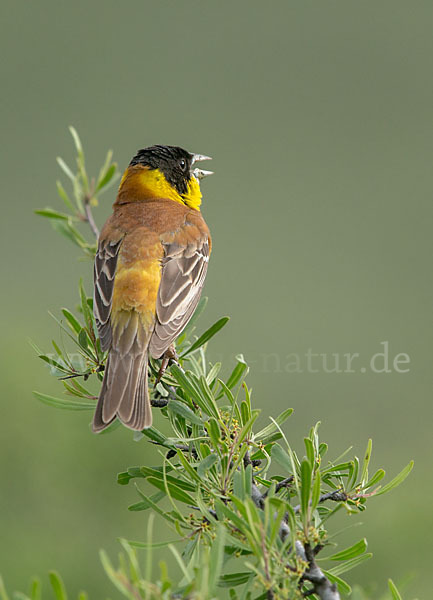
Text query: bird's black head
130 145 195 196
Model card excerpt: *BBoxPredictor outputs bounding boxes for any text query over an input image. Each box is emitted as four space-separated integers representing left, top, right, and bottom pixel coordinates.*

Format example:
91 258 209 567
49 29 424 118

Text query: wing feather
93 238 123 351
149 238 210 358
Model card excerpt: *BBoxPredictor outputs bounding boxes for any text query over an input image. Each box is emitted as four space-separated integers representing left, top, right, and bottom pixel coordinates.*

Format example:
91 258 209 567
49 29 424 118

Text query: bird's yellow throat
117 166 202 211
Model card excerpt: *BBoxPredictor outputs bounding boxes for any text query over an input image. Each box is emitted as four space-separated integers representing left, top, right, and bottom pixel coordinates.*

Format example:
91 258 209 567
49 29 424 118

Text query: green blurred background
1 1 431 597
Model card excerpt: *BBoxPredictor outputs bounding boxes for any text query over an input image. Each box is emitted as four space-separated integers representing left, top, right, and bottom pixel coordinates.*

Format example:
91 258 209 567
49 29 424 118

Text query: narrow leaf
375 461 414 496
168 399 202 425
388 579 403 600
360 439 372 485
197 453 219 478
329 553 372 576
272 443 292 473
33 391 95 411
180 317 229 358
328 538 367 561
48 572 67 600
61 309 82 334
218 572 253 588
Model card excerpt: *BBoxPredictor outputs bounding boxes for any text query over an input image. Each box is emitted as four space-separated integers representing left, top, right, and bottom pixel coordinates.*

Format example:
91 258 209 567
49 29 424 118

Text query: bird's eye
179 158 187 172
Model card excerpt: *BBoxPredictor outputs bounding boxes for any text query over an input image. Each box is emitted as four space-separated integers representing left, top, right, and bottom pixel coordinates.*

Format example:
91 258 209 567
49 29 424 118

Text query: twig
293 490 348 513
164 444 198 460
151 397 170 408
84 194 100 239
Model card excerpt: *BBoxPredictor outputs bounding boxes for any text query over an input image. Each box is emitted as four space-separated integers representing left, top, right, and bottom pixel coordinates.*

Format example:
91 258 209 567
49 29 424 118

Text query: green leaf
56 180 75 211
61 308 82 334
134 485 176 524
139 467 195 490
311 471 321 512
208 525 225 594
198 376 220 419
140 426 172 446
349 457 359 489
234 468 245 501
329 553 372 576
304 437 315 467
0 575 10 600
375 461 414 496
300 459 312 520
388 579 403 600
240 400 250 426
360 438 372 485
35 208 73 221
128 491 165 511
97 149 114 185
364 468 385 490
96 163 117 192
168 399 202 425
175 449 202 484
233 412 259 452
168 545 193 585
56 156 75 182
218 572 253 588
51 221 90 251
33 391 95 411
217 378 235 406
214 499 246 532
255 408 293 444
206 362 221 385
49 571 67 600
37 354 70 374
180 317 229 358
69 126 83 159
328 538 367 561
78 328 91 351
205 418 221 448
147 476 195 504
126 538 180 549
272 443 292 473
226 355 249 389
170 365 218 418
29 578 41 600
197 452 219 478
319 442 328 456
79 280 93 331
322 462 353 475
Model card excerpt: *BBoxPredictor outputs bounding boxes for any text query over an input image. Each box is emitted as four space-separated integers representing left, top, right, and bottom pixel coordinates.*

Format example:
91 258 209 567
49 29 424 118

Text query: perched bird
92 145 212 432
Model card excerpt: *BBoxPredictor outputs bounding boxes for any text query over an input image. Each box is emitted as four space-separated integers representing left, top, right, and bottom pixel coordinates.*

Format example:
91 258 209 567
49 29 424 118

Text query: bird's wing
93 238 123 351
149 235 210 358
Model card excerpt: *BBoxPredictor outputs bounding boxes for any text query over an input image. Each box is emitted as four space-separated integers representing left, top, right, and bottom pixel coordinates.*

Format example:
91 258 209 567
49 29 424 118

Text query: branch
251 483 341 600
300 542 340 600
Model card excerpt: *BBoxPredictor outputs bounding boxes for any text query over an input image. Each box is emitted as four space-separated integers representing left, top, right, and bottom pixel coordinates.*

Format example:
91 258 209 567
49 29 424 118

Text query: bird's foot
155 345 178 384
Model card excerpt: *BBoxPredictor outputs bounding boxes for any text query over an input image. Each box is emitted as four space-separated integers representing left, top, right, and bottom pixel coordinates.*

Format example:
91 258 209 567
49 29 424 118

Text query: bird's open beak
191 153 213 181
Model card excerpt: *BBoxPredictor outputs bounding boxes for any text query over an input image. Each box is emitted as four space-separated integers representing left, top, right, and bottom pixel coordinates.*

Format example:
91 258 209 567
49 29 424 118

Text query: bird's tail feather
92 349 152 433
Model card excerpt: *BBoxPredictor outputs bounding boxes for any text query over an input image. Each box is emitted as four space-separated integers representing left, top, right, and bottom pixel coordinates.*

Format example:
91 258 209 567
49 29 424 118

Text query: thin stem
84 194 100 239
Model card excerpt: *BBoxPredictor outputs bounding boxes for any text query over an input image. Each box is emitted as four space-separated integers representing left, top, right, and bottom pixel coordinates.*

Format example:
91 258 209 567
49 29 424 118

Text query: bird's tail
92 348 152 432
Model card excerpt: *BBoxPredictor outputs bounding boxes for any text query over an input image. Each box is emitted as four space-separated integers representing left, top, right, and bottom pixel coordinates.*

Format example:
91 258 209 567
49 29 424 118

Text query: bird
92 145 212 432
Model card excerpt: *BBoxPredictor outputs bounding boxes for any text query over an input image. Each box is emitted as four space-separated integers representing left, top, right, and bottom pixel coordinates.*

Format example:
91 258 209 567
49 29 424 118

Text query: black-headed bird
92 145 212 432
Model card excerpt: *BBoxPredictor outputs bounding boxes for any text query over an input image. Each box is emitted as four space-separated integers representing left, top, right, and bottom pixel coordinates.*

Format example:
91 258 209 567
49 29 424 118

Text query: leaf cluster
35 127 119 257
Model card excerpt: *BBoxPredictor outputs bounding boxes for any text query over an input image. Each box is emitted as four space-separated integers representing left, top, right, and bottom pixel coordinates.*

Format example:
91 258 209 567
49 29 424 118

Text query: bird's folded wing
149 236 210 358
93 238 123 351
